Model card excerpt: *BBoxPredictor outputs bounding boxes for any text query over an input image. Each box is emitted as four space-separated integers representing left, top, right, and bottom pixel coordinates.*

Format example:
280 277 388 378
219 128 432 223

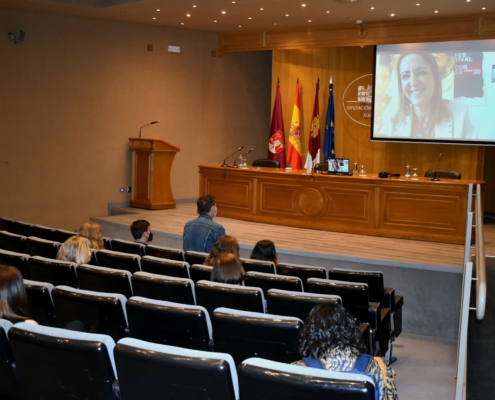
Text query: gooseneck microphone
221 145 245 168
139 120 160 138
233 148 255 167
431 152 443 181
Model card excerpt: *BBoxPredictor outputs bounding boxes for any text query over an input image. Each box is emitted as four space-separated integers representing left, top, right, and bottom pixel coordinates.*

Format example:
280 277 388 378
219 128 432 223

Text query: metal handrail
474 183 486 320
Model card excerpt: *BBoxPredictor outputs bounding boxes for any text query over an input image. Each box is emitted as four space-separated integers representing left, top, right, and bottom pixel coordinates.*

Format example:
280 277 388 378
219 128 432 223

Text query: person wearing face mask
130 219 153 245
183 195 226 253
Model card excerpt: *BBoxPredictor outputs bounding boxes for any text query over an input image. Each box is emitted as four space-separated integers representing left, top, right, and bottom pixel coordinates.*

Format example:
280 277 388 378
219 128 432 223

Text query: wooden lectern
129 138 180 210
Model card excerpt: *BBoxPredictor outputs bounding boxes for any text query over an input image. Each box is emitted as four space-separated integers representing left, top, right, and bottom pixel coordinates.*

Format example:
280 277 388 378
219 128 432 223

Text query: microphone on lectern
241 148 254 156
221 145 245 167
431 152 443 181
139 120 160 138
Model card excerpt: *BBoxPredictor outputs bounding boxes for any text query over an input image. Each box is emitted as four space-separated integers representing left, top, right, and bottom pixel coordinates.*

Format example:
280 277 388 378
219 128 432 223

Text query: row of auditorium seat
0 320 377 400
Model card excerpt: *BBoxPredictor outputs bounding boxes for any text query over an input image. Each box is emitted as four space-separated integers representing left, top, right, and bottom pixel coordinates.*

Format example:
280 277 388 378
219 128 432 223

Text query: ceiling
0 0 491 33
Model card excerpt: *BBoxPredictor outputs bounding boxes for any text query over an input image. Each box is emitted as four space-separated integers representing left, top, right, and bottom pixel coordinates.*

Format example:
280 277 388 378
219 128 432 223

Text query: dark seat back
110 239 145 257
424 169 461 179
195 280 265 316
0 231 27 254
77 264 133 298
24 279 57 327
238 358 375 400
277 263 327 283
145 244 185 261
9 323 118 400
328 269 385 305
115 338 238 400
141 255 190 278
0 217 16 233
240 258 276 274
266 289 341 321
126 297 212 351
12 221 33 237
31 224 56 241
184 251 209 266
25 237 61 259
52 286 128 341
189 264 212 283
212 307 303 366
96 249 141 273
0 319 21 400
245 271 303 295
132 271 196 304
28 256 78 287
252 159 280 168
0 248 31 278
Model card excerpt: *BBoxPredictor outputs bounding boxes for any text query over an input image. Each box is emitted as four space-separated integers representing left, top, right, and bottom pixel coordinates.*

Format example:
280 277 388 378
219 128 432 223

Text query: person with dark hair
293 302 398 400
211 253 246 285
204 235 240 266
250 239 278 266
183 195 226 253
130 219 153 245
0 265 37 324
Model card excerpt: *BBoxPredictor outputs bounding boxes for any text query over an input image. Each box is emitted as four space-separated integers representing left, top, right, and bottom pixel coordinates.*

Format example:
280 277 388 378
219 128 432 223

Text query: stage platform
91 203 495 339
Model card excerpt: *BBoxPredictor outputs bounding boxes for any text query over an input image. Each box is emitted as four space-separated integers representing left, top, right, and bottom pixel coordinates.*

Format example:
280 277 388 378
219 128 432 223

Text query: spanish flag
287 81 303 169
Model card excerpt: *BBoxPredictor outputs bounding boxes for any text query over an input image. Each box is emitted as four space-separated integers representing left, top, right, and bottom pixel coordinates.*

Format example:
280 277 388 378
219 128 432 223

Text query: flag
304 79 321 170
323 76 336 161
268 81 286 168
287 81 303 169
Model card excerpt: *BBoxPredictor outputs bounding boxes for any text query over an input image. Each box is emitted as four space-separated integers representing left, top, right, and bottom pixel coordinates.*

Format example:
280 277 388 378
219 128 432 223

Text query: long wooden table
199 165 485 244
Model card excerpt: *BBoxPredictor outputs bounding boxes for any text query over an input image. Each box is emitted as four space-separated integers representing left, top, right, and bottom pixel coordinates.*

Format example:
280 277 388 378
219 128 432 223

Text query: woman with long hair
0 265 36 324
210 253 246 285
56 236 92 265
250 239 278 266
204 235 240 266
78 221 105 250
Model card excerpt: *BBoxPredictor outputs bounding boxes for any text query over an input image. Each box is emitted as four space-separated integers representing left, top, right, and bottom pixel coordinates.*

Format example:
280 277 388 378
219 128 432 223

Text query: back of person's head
197 195 216 214
250 239 278 265
130 219 150 240
78 221 104 249
204 235 240 266
0 265 31 323
56 236 92 265
211 253 246 285
297 302 364 359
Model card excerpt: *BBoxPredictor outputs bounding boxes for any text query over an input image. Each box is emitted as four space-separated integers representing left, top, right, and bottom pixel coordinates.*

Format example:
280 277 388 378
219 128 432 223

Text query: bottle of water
353 161 358 176
405 164 411 179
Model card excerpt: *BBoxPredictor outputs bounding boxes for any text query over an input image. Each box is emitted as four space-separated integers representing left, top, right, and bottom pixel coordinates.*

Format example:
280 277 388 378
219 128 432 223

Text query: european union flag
323 77 335 161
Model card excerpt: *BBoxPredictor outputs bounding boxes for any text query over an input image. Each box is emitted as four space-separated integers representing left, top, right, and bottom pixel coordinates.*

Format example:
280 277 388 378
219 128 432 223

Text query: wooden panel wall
272 47 484 179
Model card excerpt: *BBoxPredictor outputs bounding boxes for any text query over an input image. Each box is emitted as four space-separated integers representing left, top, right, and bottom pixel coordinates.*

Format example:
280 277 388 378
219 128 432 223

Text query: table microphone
221 145 245 167
139 120 160 138
233 148 254 167
431 152 442 181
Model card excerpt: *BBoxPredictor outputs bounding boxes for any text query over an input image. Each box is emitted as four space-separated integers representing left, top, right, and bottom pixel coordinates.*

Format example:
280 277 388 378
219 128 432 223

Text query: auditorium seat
145 244 185 261
240 258 276 274
0 248 31 278
53 228 76 243
103 237 113 250
265 289 341 321
131 271 196 305
189 264 212 283
89 248 99 265
9 322 118 400
252 159 280 168
77 264 133 298
115 338 239 400
141 255 190 278
52 286 128 341
127 297 213 351
0 217 16 233
0 230 27 254
110 238 146 257
195 280 265 316
277 262 327 283
31 224 57 241
245 271 303 295
96 249 141 273
28 256 79 287
424 169 461 179
25 237 61 259
238 357 375 400
12 221 33 237
212 307 303 366
184 250 209 266
0 319 22 400
24 279 57 327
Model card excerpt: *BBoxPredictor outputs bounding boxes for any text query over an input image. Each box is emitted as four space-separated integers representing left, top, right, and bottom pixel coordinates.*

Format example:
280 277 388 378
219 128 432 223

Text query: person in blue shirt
183 195 226 253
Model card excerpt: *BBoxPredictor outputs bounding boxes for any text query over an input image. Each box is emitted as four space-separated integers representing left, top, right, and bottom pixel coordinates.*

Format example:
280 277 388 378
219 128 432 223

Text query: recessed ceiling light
260 8 264 11
186 13 191 17
390 13 395 16
181 22 184 25
434 10 438 13
326 10 330 13
370 7 374 10
221 11 226 14
416 3 420 5
248 17 252 19
156 9 160 12
308 19 312 22
482 7 486 9
152 17 156 20
466 0 471 2
232 1 236 3
214 20 217 22
192 5 197 8
121 11 126 14
285 14 289 16
302 3 307 7
238 25 242 27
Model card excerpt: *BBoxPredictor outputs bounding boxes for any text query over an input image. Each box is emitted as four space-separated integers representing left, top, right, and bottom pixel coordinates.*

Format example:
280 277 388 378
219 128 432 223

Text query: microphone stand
431 152 443 181
139 120 160 138
237 148 254 167
221 146 245 168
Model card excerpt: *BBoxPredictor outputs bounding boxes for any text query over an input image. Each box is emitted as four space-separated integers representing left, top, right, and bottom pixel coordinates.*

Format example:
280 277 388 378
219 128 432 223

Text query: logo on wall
342 74 373 127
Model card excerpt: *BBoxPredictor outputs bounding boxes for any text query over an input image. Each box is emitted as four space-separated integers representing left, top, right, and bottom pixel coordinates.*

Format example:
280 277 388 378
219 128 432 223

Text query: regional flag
268 81 286 168
304 79 321 170
323 76 336 161
287 81 303 169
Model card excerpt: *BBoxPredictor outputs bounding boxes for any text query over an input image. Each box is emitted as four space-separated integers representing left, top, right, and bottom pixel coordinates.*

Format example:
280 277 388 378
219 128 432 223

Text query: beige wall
0 9 272 230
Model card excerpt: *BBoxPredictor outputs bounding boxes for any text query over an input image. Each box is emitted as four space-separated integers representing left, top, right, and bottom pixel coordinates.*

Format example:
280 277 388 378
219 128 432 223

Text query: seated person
56 236 92 265
0 265 37 324
210 253 246 285
250 239 278 266
293 303 398 400
183 195 225 253
130 219 153 246
204 235 240 266
78 221 105 249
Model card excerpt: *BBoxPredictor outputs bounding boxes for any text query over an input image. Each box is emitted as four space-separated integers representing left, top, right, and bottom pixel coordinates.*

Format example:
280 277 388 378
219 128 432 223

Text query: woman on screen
377 53 476 139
